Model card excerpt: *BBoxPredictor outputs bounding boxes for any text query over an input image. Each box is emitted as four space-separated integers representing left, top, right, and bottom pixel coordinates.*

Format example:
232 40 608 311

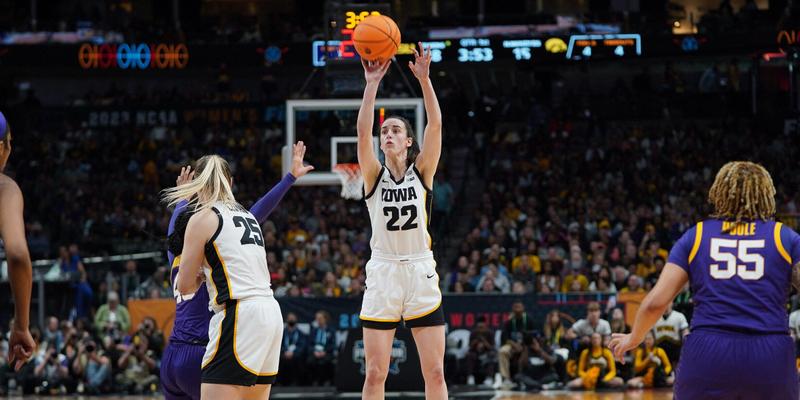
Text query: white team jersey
203 201 272 311
365 164 433 257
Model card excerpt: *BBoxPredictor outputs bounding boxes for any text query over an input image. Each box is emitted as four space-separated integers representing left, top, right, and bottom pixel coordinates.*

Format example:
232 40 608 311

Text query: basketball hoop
333 163 364 200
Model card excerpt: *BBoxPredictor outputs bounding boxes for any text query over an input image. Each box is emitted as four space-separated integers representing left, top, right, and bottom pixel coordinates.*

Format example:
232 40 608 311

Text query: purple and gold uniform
668 219 800 400
160 174 296 399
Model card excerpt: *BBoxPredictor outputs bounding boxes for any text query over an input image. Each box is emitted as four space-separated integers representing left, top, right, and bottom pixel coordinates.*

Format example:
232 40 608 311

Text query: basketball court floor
16 389 674 399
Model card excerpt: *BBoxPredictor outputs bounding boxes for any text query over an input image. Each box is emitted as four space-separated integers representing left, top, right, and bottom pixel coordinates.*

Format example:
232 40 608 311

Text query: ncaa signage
78 43 189 69
352 339 408 375
336 328 423 392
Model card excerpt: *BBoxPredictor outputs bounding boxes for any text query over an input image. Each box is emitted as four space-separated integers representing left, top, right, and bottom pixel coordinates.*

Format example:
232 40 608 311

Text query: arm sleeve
659 348 673 375
250 173 296 224
602 350 617 381
167 200 189 267
667 225 698 272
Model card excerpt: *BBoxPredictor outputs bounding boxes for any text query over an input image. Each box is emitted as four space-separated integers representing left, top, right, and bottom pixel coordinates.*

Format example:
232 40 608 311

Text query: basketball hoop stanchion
334 163 364 200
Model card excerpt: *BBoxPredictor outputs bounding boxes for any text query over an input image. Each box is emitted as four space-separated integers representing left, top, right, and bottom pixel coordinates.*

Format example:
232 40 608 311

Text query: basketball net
333 163 363 200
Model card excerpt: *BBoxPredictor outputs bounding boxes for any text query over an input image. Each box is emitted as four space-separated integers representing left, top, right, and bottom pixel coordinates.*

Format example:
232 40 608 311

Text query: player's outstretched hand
362 58 391 84
408 42 431 81
291 141 314 178
177 166 195 186
607 333 640 364
9 326 35 371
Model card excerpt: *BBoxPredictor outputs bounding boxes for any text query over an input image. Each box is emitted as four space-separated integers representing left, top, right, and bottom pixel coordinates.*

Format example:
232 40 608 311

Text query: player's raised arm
358 59 389 193
409 43 442 188
250 141 313 224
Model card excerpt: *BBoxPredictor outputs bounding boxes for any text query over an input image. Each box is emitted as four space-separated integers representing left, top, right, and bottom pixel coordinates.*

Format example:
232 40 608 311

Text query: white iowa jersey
203 201 272 311
365 164 433 256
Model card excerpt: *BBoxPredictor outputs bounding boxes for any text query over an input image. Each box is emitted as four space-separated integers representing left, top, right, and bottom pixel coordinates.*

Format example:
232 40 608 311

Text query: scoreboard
313 34 642 66
312 4 645 66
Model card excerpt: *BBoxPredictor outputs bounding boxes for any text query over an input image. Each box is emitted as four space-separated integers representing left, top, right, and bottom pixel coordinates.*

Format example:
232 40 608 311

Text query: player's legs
361 327 397 400
410 325 447 400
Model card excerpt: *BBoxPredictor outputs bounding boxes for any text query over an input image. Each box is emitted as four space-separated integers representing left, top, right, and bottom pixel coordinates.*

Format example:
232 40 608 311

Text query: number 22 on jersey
709 238 765 280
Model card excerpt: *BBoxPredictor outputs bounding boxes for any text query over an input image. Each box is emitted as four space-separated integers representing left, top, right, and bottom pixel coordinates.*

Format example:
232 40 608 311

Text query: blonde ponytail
162 155 238 212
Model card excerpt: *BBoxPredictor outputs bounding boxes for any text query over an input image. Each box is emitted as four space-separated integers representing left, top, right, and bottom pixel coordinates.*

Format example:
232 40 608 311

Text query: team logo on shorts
353 339 408 375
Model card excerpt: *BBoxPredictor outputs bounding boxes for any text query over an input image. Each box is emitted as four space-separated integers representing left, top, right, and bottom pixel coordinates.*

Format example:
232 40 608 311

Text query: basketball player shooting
356 45 446 400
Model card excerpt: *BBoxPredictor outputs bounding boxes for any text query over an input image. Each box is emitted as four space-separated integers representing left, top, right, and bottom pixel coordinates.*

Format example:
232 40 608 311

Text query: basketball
353 15 401 61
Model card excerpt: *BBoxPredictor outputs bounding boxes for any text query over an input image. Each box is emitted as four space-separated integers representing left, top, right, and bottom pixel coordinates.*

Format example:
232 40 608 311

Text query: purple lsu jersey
169 257 213 345
668 219 800 334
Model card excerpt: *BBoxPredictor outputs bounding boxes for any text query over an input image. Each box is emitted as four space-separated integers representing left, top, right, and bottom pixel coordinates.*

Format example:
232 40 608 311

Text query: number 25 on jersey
709 238 764 280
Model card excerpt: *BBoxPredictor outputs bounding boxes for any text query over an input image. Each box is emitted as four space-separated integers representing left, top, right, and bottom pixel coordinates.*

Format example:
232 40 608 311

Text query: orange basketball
353 15 401 61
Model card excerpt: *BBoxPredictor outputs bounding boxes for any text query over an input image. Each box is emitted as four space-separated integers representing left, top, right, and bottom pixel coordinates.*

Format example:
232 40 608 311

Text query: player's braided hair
708 161 776 224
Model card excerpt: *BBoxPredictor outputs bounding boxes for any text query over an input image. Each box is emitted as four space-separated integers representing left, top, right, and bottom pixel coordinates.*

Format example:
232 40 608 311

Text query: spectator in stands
653 303 689 364
515 332 565 390
565 302 611 344
115 331 158 394
537 261 560 294
134 317 164 357
33 340 71 394
567 332 624 390
543 310 567 349
476 270 503 293
307 311 336 386
280 313 308 386
72 269 94 321
43 316 64 352
120 260 141 300
561 264 589 293
72 337 111 394
465 316 496 386
478 264 510 293
58 244 84 280
135 266 171 299
495 301 535 389
93 291 130 338
609 308 630 334
620 274 645 293
627 331 674 388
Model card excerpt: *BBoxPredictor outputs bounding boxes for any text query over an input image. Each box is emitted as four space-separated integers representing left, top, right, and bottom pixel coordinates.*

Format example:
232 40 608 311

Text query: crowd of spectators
452 300 693 391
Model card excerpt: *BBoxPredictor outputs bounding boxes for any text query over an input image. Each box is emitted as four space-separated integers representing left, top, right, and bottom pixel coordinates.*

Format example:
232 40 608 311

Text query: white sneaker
492 373 504 389
467 375 475 385
483 377 494 387
501 379 515 389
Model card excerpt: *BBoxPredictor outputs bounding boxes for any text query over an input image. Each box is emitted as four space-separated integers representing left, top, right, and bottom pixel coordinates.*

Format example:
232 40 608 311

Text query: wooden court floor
13 389 674 400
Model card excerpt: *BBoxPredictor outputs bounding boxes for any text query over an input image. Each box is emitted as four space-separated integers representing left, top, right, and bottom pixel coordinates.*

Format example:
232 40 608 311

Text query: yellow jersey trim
359 315 402 323
688 222 703 263
232 301 276 376
171 255 181 269
775 222 792 264
201 309 225 369
404 300 442 321
212 242 234 301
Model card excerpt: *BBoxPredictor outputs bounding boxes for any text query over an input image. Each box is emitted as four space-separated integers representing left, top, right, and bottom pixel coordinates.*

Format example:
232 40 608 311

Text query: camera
85 342 96 353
